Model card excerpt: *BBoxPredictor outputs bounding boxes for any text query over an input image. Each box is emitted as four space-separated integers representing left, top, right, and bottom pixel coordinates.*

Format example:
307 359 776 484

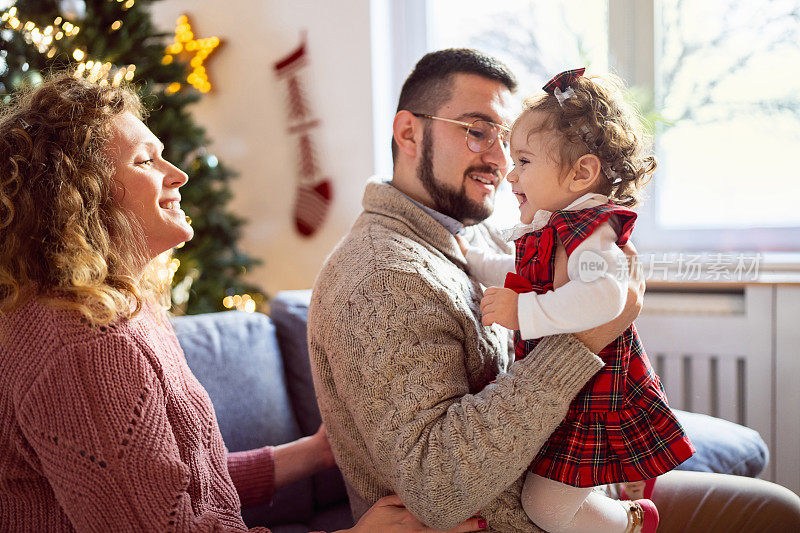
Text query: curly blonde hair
520 73 656 207
0 73 166 326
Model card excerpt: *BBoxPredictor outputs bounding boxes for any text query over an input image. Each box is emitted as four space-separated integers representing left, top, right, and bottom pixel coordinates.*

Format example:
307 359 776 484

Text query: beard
417 129 494 226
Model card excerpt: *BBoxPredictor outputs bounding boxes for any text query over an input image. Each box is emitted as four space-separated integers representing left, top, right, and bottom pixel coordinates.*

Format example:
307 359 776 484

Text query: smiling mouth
468 172 500 189
513 191 528 205
160 201 181 211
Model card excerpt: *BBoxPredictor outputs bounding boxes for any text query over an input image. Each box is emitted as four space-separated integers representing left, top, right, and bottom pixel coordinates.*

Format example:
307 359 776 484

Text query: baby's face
506 111 574 224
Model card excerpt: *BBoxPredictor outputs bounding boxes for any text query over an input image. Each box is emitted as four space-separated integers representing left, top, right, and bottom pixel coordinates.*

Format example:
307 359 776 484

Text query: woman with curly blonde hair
0 74 485 533
0 72 158 323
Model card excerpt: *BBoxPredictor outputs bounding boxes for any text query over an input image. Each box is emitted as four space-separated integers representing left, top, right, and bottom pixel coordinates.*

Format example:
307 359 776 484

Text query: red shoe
632 499 659 533
621 477 657 500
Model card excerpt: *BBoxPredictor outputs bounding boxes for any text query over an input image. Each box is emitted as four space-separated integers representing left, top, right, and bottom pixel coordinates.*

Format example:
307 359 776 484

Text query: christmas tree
0 0 264 315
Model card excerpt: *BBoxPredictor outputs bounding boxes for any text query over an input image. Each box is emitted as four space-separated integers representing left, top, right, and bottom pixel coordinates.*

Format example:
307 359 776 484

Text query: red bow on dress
542 67 586 94
504 272 535 294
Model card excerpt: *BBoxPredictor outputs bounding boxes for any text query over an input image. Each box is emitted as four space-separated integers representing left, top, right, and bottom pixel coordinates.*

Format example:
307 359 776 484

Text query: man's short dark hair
392 48 517 162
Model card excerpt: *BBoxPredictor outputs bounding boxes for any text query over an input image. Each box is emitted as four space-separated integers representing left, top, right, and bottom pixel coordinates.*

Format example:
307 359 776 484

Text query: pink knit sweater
0 298 275 532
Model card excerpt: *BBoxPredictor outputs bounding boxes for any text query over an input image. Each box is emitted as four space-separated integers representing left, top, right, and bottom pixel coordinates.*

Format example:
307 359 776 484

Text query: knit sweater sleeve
328 270 604 530
227 446 275 508
16 333 267 533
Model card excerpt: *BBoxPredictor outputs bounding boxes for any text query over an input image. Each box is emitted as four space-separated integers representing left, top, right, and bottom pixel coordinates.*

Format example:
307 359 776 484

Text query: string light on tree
1 7 80 55
163 14 220 94
0 6 135 87
74 61 135 86
222 294 258 313
109 0 136 9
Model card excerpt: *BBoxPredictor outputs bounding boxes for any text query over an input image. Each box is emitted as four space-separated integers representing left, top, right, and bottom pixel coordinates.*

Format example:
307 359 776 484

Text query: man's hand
480 287 520 330
574 242 644 353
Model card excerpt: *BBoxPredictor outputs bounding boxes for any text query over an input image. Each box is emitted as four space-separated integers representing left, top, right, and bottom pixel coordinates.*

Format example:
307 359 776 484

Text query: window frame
370 0 428 179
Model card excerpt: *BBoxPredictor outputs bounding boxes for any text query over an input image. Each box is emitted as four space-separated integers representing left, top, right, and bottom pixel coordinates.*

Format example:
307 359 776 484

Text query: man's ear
568 154 602 193
393 110 422 158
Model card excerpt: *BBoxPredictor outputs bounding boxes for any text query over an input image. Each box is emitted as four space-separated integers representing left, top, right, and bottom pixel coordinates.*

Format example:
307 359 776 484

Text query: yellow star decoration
163 14 220 94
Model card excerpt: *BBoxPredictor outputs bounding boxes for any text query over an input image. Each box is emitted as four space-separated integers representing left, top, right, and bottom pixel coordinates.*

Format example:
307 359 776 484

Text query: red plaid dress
505 203 695 487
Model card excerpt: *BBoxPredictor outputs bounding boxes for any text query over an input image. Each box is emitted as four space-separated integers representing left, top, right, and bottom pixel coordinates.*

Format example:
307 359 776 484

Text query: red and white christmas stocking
274 36 333 237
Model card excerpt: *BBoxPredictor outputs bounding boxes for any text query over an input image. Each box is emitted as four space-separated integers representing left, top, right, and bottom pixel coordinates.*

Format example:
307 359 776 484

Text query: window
640 0 800 250
382 0 800 251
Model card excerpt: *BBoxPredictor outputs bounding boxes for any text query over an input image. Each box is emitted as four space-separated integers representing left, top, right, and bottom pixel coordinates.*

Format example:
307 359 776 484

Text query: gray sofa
171 290 769 532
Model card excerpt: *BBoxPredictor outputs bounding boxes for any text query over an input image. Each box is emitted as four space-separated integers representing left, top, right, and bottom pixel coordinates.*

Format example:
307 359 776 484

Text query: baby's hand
480 287 519 330
454 234 470 256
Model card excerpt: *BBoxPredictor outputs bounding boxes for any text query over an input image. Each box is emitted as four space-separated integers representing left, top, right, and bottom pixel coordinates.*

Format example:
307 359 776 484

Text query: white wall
150 0 376 297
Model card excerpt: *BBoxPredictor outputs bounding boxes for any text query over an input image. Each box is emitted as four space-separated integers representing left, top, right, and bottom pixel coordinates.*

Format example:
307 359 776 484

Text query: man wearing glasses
308 49 800 532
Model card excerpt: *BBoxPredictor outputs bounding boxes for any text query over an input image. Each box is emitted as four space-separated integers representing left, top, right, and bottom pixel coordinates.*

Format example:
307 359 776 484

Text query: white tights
521 473 630 533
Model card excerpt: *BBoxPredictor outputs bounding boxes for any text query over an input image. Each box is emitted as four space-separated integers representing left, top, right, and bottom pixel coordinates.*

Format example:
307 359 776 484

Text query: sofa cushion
269 290 321 436
270 290 349 510
673 410 768 477
171 311 313 527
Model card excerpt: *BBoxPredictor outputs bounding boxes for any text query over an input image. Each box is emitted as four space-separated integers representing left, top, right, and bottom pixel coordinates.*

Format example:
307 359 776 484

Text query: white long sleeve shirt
465 194 630 340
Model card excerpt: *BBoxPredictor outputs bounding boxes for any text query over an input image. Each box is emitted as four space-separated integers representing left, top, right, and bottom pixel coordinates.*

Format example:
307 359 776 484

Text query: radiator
652 353 747 426
635 288 777 482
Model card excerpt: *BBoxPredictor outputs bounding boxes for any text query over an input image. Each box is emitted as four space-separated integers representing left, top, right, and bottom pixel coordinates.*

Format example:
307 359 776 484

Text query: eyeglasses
412 113 511 154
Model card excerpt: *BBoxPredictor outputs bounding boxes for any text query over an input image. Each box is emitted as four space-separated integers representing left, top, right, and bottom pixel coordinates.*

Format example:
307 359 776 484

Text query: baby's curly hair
520 73 656 207
0 73 165 325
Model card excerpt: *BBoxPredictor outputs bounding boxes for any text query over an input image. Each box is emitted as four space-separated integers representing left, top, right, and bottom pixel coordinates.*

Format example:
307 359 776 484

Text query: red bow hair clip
540 67 622 183
542 67 586 95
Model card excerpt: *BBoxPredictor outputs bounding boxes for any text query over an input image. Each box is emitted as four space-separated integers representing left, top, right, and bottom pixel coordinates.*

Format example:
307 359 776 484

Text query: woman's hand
310 423 337 471
574 242 644 353
339 495 487 533
274 424 337 489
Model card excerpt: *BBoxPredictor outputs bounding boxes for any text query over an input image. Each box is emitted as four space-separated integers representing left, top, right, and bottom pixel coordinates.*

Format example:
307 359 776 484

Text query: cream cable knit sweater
308 178 605 532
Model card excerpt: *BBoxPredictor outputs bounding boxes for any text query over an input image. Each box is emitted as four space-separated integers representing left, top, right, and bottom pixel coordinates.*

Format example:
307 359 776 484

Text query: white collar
500 193 609 242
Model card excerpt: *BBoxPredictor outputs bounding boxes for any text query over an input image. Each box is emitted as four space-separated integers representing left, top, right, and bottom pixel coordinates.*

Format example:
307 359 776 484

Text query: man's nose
481 138 509 172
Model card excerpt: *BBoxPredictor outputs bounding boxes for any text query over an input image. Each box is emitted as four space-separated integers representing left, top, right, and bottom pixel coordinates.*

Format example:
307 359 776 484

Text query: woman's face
107 111 193 260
